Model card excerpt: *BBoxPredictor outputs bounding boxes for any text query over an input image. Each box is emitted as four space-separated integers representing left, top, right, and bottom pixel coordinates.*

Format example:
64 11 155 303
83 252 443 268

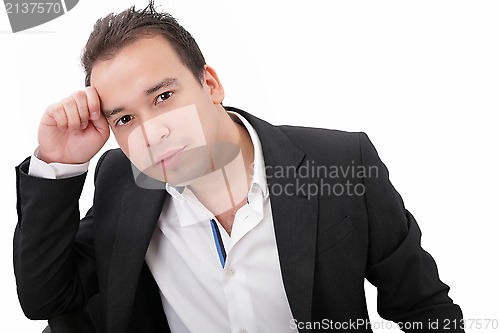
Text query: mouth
154 146 186 166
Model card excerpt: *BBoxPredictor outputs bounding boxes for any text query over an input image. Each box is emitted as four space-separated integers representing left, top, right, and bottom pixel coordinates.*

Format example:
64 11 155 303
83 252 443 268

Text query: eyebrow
103 77 178 119
145 77 177 95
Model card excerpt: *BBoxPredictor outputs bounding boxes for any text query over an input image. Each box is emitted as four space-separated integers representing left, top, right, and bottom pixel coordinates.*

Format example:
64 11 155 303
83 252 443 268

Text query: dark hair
81 1 206 87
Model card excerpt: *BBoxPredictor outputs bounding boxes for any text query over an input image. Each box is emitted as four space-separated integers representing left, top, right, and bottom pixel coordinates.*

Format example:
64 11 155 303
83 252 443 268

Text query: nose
141 114 171 147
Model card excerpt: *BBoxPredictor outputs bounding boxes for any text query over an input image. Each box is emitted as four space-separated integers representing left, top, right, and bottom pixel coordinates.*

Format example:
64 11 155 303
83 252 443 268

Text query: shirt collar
227 111 268 199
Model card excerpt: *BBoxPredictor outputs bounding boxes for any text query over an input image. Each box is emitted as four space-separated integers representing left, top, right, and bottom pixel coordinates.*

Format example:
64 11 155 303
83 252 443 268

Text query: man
14 2 464 332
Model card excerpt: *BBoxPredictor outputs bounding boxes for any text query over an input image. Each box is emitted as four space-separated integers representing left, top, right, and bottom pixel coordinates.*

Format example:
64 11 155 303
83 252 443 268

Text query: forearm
14 158 92 319
368 211 464 332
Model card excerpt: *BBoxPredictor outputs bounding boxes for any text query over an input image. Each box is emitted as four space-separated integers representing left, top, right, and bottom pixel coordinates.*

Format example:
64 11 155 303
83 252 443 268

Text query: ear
203 65 225 104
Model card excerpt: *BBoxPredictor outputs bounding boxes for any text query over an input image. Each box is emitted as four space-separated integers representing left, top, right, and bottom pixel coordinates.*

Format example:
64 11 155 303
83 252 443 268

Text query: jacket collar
106 182 167 333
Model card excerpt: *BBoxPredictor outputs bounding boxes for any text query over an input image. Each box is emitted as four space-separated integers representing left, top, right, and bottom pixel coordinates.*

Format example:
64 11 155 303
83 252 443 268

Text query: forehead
90 36 187 86
89 36 197 109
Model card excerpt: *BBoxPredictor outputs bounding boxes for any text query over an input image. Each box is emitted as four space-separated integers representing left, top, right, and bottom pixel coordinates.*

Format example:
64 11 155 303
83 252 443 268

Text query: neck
189 112 254 234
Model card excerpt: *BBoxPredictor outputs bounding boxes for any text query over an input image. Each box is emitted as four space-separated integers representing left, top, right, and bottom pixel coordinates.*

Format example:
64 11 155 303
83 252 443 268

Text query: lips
154 147 186 165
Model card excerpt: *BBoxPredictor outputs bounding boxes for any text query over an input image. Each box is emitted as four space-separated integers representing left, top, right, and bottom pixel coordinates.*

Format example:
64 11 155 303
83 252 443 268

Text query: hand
37 87 110 164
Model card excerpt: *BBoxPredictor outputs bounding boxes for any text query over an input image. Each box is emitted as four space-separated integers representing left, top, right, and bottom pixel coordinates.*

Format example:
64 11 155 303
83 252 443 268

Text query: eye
154 91 173 105
115 115 134 127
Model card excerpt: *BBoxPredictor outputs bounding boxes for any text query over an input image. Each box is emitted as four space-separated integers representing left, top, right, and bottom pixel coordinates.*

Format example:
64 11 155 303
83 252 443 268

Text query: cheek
114 128 152 171
161 104 208 148
180 104 208 147
113 132 129 154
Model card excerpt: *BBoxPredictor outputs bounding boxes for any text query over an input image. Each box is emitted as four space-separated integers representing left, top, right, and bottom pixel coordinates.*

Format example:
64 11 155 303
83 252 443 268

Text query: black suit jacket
14 108 463 332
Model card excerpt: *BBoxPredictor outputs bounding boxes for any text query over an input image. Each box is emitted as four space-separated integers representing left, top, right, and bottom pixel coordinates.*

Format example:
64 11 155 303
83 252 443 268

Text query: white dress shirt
29 113 298 333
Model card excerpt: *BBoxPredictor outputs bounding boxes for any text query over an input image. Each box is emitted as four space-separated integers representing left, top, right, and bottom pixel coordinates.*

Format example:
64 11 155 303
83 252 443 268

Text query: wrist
35 147 90 165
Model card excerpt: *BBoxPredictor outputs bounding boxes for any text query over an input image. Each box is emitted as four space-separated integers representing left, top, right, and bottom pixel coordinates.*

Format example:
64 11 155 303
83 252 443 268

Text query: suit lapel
234 108 318 327
106 181 167 333
269 176 318 327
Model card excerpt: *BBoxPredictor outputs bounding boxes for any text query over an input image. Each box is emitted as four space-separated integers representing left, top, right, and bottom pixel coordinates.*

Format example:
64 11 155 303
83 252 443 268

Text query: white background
1 1 499 332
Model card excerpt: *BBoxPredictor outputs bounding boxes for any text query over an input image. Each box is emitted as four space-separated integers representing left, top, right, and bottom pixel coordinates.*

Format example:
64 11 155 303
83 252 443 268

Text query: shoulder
229 106 372 157
95 148 129 171
93 148 133 184
278 125 371 158
279 125 363 143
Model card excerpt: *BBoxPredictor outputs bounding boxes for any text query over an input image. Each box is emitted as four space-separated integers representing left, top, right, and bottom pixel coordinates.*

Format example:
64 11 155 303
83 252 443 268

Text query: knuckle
46 103 61 114
61 97 75 108
52 104 66 117
74 91 92 115
86 90 100 110
71 90 86 101
84 86 95 95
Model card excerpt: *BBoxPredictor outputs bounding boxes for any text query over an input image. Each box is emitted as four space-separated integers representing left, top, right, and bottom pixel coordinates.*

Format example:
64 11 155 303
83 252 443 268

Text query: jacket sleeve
13 154 106 320
360 133 464 332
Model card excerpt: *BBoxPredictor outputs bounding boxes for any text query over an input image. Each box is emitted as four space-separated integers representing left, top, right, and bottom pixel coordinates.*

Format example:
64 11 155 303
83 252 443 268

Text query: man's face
90 36 226 185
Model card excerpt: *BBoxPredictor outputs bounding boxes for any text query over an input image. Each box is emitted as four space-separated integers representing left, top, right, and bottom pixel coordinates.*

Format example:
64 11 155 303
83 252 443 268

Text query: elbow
17 290 56 320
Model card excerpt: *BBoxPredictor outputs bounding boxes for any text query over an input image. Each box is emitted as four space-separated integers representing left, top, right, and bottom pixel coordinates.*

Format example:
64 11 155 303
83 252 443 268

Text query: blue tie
210 219 226 268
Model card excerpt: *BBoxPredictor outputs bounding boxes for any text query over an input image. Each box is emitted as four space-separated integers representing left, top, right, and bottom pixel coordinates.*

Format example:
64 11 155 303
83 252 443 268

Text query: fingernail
81 123 88 129
91 112 99 120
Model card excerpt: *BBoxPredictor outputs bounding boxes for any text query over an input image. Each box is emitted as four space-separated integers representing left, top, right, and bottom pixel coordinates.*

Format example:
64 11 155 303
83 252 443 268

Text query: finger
85 86 101 121
86 86 110 137
71 91 90 129
90 108 111 137
46 103 68 131
61 98 81 132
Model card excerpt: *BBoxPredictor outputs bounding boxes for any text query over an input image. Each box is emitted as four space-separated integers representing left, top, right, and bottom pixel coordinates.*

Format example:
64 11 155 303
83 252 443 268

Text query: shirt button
226 267 236 276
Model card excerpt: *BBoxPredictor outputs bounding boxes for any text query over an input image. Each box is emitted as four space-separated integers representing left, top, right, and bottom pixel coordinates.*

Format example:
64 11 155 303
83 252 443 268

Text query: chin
134 164 198 187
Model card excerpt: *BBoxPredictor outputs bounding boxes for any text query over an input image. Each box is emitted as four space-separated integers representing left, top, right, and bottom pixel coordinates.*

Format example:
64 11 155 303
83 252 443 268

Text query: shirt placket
220 193 263 333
